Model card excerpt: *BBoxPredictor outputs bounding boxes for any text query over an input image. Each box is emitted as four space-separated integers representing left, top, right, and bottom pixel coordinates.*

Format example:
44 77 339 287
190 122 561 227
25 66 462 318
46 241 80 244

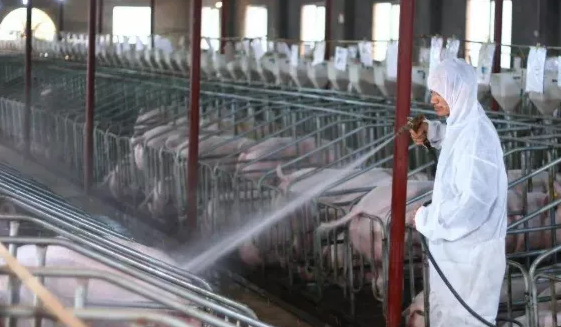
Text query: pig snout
403 292 425 327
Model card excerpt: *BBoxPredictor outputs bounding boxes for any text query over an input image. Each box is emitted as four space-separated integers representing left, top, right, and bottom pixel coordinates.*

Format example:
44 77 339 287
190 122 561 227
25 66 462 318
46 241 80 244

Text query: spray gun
397 114 438 177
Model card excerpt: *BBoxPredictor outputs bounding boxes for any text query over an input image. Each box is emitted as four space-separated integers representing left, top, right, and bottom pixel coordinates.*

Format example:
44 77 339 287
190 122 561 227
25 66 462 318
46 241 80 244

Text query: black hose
419 227 523 327
421 141 438 177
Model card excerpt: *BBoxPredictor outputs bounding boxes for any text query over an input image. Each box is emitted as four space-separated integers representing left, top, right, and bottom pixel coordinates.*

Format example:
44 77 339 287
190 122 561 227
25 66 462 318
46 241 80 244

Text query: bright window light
112 6 151 45
0 8 56 41
201 6 220 50
300 4 325 56
244 5 268 53
466 0 512 69
372 2 400 62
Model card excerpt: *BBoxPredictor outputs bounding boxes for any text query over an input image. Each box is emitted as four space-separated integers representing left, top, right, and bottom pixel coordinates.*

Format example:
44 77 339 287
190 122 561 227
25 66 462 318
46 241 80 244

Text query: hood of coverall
426 58 501 226
427 58 486 127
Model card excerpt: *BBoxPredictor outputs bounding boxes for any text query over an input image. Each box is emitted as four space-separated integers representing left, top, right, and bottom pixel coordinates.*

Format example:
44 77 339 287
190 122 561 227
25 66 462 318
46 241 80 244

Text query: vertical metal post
386 0 415 326
491 0 503 111
97 0 103 34
23 0 32 156
57 0 64 39
150 0 156 48
324 0 332 61
220 0 228 54
186 0 202 234
84 0 97 192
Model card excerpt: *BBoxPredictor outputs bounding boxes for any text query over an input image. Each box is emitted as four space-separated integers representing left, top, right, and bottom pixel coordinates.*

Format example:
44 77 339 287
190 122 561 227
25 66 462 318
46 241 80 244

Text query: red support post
386 0 415 326
491 0 503 111
23 0 32 156
220 0 228 54
324 0 332 61
186 0 202 234
84 0 97 192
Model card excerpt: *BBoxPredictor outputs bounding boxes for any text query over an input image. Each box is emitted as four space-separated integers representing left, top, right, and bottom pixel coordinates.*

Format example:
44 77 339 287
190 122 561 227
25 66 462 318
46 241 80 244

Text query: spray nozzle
407 114 426 133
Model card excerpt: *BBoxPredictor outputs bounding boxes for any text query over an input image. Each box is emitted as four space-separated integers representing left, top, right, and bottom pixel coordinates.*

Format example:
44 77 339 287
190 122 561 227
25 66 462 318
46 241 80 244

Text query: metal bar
386 0 415 326
186 0 203 233
150 0 156 49
23 0 32 156
324 0 332 61
84 0 97 192
97 0 103 34
491 0 503 111
220 0 228 54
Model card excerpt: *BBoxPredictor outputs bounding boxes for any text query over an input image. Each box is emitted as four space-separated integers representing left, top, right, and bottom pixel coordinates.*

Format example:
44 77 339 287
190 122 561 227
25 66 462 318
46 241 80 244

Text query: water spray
182 114 429 272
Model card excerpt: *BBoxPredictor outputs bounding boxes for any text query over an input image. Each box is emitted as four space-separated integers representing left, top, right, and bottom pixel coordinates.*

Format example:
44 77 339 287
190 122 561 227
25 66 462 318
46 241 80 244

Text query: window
112 6 151 45
372 2 400 62
244 5 268 53
300 4 325 54
201 6 220 50
0 8 56 41
466 0 512 68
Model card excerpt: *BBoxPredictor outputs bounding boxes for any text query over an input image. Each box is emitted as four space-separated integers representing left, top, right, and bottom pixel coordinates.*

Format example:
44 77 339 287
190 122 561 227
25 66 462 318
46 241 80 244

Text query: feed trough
490 71 525 114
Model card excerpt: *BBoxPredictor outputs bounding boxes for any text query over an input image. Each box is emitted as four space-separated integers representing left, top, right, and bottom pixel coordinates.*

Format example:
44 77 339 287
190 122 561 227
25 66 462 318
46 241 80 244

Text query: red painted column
324 0 332 61
491 0 503 111
23 0 32 156
220 0 229 54
84 0 97 192
186 0 203 234
386 0 415 326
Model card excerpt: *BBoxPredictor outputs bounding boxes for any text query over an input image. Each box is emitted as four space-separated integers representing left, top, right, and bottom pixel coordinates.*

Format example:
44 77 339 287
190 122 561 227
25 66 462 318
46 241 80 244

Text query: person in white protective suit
408 58 508 326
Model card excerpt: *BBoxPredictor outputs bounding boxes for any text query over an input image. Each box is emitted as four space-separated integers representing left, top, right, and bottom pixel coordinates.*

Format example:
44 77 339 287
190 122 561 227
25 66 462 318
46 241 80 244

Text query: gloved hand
409 122 428 146
406 203 424 228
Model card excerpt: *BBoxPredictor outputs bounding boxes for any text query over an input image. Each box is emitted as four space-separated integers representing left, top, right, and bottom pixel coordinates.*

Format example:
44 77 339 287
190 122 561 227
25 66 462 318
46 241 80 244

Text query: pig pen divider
0 230 256 327
0 166 273 325
0 211 272 327
527 241 561 327
0 239 89 327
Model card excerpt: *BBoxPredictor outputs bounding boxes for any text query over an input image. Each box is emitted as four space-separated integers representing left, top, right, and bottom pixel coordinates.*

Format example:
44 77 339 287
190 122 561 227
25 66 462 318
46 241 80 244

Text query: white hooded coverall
414 58 508 327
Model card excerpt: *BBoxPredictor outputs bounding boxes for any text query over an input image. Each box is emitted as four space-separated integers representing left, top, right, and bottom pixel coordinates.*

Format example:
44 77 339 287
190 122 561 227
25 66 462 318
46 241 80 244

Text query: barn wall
0 0 559 51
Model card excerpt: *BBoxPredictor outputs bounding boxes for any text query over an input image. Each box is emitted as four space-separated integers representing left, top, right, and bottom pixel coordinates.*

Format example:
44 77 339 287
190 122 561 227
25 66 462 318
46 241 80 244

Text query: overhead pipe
219 0 228 54
324 0 332 61
386 0 415 326
490 0 503 111
150 0 156 48
186 0 203 235
84 0 97 192
23 0 32 157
